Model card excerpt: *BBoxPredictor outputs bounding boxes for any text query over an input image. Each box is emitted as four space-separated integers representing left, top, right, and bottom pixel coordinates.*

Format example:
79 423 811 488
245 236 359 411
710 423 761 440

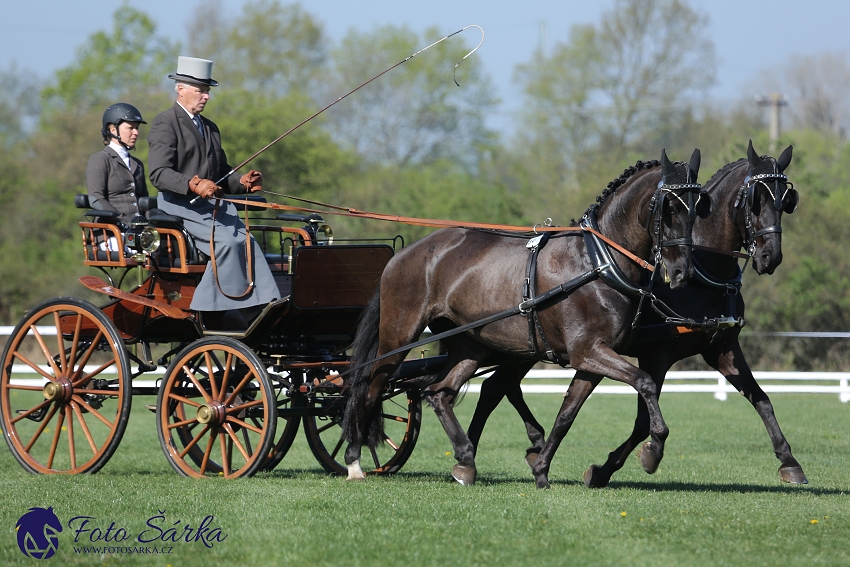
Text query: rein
223 196 658 272
209 199 255 299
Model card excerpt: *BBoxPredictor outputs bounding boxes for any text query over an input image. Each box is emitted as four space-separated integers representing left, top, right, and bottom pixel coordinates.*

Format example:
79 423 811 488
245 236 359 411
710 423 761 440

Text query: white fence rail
3 328 849 402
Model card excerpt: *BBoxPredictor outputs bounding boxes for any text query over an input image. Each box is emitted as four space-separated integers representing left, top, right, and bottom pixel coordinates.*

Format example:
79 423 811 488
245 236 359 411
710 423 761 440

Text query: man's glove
188 175 223 199
239 170 263 193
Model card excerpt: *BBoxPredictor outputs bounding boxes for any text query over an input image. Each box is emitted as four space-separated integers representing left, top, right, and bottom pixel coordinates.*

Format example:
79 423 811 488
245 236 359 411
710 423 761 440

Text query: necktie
192 115 204 139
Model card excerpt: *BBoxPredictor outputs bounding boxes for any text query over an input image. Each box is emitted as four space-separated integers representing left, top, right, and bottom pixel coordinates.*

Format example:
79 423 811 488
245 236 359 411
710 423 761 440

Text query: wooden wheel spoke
71 395 114 428
75 388 120 397
24 403 59 451
223 424 251 461
241 425 253 457
11 351 54 381
178 423 211 459
46 409 65 469
381 413 408 424
74 359 118 387
315 419 340 435
220 432 230 478
9 400 52 424
382 433 400 451
218 352 234 401
7 384 46 391
199 433 215 475
66 405 76 470
53 312 67 375
11 400 51 425
67 313 83 376
328 435 345 460
225 416 263 435
369 446 381 469
204 351 219 400
182 365 212 403
167 417 198 430
224 372 256 406
225 399 263 414
71 402 98 454
167 393 202 408
72 330 104 380
31 326 62 378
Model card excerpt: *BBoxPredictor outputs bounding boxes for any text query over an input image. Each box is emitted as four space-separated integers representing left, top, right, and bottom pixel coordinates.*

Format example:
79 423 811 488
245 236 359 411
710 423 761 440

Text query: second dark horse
469 140 806 487
342 149 708 487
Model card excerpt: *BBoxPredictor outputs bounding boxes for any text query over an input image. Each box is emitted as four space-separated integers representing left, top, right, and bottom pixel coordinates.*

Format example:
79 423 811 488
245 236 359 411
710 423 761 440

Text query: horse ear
688 148 701 182
777 144 793 172
747 139 760 171
660 148 674 178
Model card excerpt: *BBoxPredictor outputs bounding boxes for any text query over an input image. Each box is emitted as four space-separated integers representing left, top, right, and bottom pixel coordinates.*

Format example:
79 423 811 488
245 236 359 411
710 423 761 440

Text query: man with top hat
148 56 278 326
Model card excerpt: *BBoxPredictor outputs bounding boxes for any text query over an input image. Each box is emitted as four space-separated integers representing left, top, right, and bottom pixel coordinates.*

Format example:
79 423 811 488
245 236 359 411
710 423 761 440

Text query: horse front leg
531 371 601 489
583 395 652 488
584 356 672 487
569 347 670 481
424 359 481 486
704 339 808 484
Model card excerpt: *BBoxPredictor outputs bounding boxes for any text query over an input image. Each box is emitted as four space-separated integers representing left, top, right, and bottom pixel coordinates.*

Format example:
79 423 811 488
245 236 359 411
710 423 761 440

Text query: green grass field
0 392 847 566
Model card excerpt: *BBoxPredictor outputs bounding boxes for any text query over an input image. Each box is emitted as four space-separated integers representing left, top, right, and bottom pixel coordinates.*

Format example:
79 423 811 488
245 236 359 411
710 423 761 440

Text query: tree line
1 0 849 370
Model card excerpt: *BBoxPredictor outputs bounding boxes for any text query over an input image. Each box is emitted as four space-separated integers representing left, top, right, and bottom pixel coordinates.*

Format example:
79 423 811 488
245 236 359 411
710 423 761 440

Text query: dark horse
469 140 806 487
342 149 709 486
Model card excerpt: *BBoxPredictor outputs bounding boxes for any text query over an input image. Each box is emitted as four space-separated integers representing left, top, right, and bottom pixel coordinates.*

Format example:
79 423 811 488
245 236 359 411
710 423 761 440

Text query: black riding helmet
101 103 146 144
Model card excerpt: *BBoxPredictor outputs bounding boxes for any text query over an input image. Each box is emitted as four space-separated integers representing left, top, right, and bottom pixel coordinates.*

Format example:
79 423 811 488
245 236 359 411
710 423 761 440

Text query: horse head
644 148 708 289
737 139 797 274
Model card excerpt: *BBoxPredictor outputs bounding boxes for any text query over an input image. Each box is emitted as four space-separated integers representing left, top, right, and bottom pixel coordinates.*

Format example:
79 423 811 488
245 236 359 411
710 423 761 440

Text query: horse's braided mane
703 157 746 189
571 159 661 225
703 154 773 190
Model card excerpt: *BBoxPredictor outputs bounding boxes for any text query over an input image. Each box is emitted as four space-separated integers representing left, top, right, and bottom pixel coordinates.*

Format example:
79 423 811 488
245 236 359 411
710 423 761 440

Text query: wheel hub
43 377 73 403
196 400 226 425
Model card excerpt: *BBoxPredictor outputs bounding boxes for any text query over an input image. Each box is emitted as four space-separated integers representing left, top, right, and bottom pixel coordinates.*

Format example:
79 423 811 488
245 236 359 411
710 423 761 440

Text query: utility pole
756 93 788 153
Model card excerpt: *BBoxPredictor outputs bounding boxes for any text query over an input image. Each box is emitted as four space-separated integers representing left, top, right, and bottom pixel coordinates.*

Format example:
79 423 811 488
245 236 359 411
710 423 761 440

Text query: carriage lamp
138 227 160 254
316 223 333 245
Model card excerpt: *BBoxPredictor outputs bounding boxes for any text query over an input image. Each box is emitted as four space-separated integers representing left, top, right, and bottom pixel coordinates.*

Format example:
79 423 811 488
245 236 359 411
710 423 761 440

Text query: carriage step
145 404 157 413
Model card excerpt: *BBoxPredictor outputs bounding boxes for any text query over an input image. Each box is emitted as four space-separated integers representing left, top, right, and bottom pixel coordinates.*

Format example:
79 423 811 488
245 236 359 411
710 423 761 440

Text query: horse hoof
535 475 551 489
346 474 367 482
583 464 610 488
779 466 808 485
639 442 660 474
452 464 477 486
525 452 539 469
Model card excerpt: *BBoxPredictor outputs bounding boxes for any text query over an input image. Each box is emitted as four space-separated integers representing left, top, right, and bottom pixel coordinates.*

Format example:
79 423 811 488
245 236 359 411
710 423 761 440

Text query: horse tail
342 288 384 448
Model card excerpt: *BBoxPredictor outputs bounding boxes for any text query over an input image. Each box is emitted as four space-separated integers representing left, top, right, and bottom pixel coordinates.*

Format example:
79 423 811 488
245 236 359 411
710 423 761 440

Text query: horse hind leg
705 342 808 484
424 357 485 486
468 360 543 468
531 371 602 489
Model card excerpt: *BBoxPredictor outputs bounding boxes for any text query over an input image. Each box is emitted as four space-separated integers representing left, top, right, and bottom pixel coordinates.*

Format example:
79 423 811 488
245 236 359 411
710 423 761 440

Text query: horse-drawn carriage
1 141 807 489
0 194 444 478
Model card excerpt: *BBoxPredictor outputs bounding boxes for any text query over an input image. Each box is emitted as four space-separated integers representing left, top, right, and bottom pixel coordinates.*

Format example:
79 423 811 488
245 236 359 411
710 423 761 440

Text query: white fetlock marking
346 460 366 481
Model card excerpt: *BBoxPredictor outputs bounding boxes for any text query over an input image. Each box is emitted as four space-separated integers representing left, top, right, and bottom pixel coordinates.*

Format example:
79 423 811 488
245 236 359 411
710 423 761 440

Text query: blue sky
3 0 848 133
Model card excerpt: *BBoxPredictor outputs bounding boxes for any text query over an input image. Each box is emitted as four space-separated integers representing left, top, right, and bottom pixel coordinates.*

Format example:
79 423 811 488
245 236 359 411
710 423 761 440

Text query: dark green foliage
2 2 850 371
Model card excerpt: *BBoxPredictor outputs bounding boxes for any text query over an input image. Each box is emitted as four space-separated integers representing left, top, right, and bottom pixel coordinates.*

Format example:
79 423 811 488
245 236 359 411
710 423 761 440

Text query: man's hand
188 175 223 199
239 170 263 193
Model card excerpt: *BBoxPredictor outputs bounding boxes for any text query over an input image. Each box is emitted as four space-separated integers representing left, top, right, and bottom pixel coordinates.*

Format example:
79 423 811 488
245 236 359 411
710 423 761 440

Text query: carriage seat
136 195 288 269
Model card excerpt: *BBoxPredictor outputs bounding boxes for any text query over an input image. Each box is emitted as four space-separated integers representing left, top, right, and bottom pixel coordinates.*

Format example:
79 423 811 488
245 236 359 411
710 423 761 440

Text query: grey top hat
168 56 219 87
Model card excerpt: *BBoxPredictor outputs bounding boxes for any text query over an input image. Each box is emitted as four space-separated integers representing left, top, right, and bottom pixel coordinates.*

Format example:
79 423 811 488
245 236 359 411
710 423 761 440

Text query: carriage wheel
257 374 300 471
0 297 132 474
156 337 276 478
303 385 421 475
